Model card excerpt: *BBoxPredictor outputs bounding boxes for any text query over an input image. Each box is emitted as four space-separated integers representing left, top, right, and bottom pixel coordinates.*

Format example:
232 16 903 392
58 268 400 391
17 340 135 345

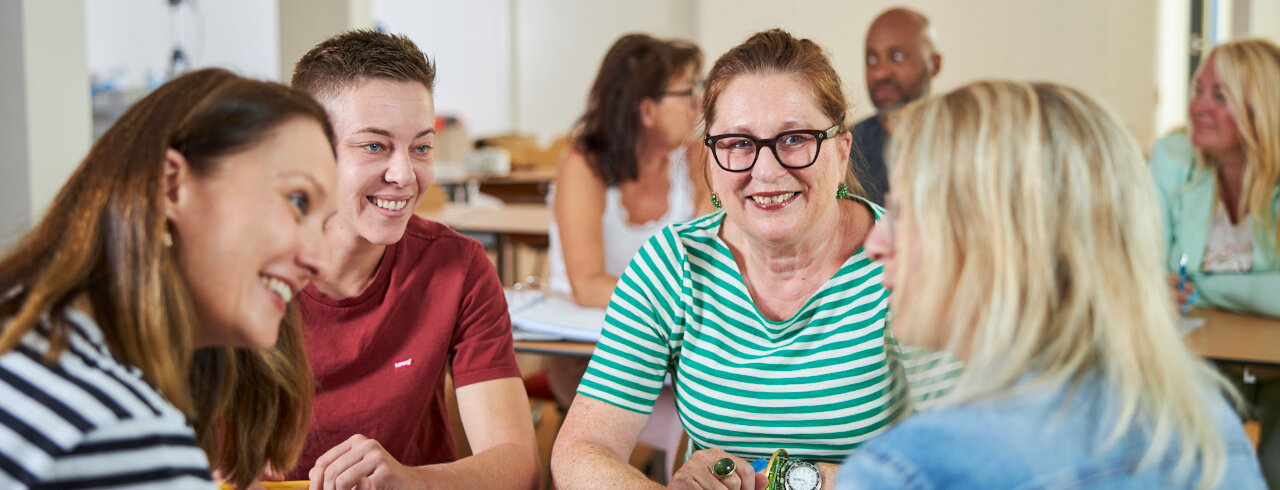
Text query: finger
309 436 360 487
688 466 729 490
755 472 769 488
734 458 755 490
334 456 381 490
323 446 371 490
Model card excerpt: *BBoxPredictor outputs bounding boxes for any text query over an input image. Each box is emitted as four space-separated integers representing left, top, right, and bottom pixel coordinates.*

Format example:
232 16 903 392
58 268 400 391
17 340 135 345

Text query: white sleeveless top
547 147 695 294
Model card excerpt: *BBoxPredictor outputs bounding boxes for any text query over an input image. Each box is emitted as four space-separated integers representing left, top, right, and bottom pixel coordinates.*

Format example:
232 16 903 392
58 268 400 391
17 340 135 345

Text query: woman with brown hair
0 68 336 489
551 29 958 490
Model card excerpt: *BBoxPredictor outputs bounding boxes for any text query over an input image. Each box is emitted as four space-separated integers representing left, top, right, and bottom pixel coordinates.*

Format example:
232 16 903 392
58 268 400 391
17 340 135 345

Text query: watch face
784 461 821 490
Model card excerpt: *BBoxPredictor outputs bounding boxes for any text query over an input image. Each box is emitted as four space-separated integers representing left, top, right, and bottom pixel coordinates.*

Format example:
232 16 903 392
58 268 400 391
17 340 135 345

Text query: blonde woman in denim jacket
836 81 1263 489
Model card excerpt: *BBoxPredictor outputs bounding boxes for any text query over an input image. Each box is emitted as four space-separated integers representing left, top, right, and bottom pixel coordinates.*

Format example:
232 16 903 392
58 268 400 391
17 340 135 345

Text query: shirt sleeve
577 227 685 414
448 239 521 387
836 444 930 490
1148 132 1195 267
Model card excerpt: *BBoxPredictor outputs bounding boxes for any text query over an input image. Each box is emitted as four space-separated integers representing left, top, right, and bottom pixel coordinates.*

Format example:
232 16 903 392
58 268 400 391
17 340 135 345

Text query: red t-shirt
286 216 521 479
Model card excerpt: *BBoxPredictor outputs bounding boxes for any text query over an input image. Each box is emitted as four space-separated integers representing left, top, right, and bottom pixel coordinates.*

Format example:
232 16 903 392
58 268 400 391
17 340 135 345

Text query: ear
930 53 942 77
838 129 854 161
639 97 659 129
163 148 192 221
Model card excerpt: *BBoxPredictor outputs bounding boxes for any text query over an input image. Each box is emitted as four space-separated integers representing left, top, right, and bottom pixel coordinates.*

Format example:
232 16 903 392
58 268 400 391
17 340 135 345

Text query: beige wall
22 0 92 224
696 0 1160 146
278 0 372 84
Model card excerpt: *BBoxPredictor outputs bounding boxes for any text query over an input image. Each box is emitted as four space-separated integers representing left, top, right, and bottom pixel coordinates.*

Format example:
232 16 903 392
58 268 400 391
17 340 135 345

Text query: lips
259 274 295 308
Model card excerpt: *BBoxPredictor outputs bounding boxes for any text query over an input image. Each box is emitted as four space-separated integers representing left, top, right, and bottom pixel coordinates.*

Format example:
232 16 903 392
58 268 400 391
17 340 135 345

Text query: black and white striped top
0 309 215 489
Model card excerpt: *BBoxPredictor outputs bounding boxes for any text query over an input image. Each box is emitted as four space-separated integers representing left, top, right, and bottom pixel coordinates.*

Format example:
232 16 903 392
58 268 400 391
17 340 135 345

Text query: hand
1166 275 1197 313
668 449 765 490
308 434 425 490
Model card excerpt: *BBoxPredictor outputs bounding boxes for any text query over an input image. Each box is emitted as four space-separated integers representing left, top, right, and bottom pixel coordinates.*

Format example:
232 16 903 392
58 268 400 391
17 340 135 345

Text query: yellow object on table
217 481 309 489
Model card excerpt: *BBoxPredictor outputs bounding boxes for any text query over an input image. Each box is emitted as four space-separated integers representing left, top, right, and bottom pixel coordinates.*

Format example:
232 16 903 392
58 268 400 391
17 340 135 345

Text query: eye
1212 91 1227 103
866 54 878 66
412 144 433 154
288 191 310 215
781 134 809 146
361 143 385 152
891 51 905 62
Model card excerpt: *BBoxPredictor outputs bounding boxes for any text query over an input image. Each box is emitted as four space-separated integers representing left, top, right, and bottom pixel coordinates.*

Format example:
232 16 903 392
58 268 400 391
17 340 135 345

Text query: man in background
852 7 942 204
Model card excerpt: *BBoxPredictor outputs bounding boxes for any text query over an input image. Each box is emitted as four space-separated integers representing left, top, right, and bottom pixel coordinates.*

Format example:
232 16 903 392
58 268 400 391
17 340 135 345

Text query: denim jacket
836 374 1264 489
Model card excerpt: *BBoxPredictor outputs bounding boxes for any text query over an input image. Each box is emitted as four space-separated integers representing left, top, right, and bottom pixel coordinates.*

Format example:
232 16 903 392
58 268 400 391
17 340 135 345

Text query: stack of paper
509 295 607 342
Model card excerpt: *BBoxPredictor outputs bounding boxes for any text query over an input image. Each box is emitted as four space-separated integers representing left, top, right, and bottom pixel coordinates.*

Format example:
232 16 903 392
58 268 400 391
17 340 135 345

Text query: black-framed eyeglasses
660 80 705 99
703 124 840 172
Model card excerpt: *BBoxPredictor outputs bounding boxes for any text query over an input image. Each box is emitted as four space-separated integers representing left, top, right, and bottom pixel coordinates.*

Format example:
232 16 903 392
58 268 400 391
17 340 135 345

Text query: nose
384 150 414 187
865 221 892 263
750 144 790 181
867 61 890 83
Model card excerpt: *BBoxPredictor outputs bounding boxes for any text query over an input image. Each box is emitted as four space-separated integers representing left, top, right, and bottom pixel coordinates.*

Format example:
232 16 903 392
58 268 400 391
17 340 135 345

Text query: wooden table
1185 308 1280 366
418 203 551 284
513 339 595 358
437 169 556 204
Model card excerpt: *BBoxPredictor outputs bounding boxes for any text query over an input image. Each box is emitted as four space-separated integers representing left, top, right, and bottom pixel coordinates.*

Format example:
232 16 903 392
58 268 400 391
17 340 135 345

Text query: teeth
260 275 293 303
750 192 796 205
372 198 408 211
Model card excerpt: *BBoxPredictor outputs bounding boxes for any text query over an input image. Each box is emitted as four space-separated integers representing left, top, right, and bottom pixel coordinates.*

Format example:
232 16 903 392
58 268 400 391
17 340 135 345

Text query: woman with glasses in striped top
551 29 959 490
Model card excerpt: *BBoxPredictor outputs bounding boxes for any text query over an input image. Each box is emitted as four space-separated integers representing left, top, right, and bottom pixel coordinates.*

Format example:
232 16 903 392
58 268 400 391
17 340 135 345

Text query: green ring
713 457 735 478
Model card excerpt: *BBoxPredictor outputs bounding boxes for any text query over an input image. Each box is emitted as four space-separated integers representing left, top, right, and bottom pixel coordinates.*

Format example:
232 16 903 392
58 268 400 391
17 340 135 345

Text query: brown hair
0 68 330 489
575 33 702 186
291 29 436 102
701 29 863 196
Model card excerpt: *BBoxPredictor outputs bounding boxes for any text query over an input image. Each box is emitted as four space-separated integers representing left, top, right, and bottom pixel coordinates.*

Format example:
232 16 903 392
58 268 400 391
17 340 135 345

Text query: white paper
508 295 606 342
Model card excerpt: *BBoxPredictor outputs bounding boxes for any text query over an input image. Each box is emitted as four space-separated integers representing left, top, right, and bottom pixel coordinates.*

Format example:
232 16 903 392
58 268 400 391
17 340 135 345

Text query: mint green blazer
1150 132 1280 318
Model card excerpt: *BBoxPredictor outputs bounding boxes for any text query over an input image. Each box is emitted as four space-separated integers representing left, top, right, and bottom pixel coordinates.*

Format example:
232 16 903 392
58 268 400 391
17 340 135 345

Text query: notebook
507 292 607 342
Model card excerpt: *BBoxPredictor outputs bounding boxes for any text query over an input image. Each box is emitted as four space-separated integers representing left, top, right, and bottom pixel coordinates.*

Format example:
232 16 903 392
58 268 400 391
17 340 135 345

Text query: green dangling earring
835 182 851 201
711 193 723 210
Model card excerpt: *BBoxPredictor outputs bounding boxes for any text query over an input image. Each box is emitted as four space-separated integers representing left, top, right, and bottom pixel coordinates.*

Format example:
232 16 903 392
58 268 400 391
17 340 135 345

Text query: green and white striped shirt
578 208 961 463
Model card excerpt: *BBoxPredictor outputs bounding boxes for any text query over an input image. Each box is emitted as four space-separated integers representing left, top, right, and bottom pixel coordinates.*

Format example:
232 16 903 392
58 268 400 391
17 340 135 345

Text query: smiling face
323 78 436 246
1189 56 1243 158
168 118 337 349
707 73 852 244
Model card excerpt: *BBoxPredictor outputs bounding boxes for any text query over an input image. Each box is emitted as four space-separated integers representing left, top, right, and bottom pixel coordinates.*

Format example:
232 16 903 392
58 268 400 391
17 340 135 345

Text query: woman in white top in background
548 33 709 307
544 34 709 406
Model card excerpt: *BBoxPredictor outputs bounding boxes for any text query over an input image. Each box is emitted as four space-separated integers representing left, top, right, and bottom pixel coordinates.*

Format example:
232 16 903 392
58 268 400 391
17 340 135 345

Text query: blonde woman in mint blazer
1150 39 1280 320
1150 37 1280 489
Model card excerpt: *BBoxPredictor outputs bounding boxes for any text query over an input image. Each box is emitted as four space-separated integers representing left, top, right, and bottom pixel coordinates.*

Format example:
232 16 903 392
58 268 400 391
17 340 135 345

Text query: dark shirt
850 115 889 205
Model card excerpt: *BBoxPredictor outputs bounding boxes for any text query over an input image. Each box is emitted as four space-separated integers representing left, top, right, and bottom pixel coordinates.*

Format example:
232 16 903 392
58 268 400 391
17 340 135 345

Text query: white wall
514 0 696 143
1246 0 1280 46
87 0 280 87
372 0 514 139
696 0 1161 147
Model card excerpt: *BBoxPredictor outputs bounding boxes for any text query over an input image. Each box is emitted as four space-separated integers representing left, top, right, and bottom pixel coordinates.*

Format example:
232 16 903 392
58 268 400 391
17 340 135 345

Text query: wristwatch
765 449 822 490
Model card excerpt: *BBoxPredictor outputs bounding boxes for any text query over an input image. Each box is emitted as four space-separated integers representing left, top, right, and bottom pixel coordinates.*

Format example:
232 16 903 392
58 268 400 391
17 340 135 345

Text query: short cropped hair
291 29 436 101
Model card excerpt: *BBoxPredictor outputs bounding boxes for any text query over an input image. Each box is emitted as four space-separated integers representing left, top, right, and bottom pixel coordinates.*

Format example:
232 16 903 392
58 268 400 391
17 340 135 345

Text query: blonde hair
1192 38 1280 257
889 81 1235 488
